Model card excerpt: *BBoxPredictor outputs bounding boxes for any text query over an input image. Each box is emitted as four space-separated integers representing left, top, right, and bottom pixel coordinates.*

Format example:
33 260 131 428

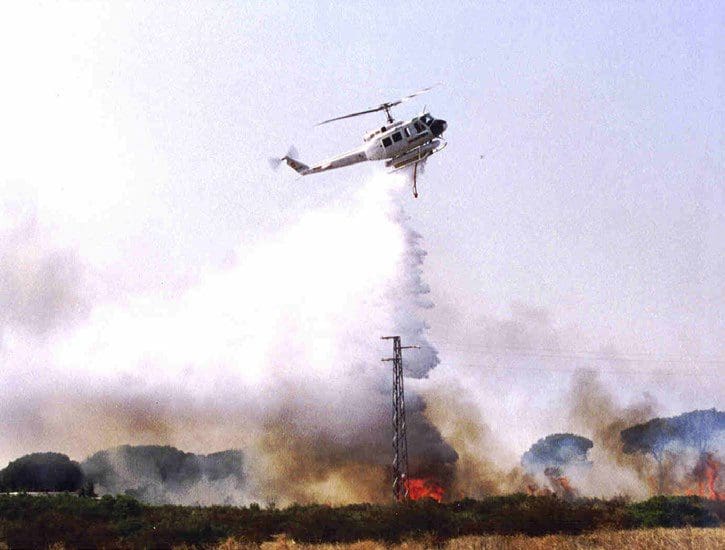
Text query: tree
521 433 593 473
671 409 725 454
620 409 725 494
0 452 84 492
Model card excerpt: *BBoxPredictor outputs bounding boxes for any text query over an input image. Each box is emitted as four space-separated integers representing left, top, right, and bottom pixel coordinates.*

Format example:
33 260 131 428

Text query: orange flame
544 467 576 499
404 477 445 502
682 452 723 500
698 453 722 500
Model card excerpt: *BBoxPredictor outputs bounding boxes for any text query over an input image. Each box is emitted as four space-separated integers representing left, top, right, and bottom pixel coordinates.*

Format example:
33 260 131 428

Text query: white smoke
0 172 452 504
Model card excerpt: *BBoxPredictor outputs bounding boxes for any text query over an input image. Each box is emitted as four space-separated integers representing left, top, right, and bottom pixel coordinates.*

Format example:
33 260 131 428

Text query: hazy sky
0 2 722 463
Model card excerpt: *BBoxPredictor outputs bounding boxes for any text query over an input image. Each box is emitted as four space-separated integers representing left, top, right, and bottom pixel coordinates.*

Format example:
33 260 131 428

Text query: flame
544 467 576 499
694 452 722 501
679 452 723 500
404 477 445 502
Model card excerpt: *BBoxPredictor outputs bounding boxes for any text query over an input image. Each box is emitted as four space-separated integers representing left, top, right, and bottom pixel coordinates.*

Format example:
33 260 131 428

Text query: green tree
0 453 84 492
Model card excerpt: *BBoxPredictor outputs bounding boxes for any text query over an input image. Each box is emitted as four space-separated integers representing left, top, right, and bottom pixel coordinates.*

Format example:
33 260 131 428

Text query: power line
430 341 725 366
450 362 720 377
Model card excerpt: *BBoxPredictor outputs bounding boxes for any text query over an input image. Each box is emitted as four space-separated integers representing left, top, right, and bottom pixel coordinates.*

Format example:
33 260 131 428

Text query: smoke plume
0 174 455 504
566 369 659 498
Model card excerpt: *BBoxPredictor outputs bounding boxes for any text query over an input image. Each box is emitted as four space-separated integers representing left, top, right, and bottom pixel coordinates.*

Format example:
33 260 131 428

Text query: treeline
0 493 722 548
0 447 246 504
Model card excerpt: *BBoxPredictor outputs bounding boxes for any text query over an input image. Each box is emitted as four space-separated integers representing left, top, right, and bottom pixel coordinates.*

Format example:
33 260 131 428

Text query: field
222 528 723 549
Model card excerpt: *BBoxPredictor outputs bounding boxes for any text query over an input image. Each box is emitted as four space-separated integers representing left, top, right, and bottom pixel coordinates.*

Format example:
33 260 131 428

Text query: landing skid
388 138 447 198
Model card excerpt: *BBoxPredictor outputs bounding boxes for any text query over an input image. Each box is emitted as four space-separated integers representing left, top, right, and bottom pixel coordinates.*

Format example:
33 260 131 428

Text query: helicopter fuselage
364 113 446 161
281 113 447 177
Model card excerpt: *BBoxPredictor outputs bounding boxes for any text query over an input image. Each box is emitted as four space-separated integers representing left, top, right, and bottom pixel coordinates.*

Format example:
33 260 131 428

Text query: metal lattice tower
382 336 419 502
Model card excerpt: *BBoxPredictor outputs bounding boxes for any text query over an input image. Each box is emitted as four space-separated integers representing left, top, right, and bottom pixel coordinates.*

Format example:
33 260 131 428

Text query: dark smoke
251 380 458 505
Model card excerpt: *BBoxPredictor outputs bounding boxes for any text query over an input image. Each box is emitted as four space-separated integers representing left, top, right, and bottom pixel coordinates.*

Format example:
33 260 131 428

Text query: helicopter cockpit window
392 132 403 142
414 122 424 133
421 114 433 126
382 137 392 147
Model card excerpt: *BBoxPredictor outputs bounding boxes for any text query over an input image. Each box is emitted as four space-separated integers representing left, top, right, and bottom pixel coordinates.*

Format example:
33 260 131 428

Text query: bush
0 493 721 548
627 496 722 528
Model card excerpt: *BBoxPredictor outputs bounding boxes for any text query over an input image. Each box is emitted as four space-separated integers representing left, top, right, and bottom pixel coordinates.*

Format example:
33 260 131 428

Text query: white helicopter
271 86 447 197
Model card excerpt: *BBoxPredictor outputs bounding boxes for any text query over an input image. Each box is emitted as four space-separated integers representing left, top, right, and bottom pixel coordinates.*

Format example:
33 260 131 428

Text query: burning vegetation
621 409 724 500
404 477 445 502
1 407 723 505
521 433 593 499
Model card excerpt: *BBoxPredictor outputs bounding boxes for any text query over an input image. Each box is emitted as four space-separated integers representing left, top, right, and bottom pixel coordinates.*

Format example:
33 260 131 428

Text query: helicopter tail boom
282 155 310 175
277 147 368 176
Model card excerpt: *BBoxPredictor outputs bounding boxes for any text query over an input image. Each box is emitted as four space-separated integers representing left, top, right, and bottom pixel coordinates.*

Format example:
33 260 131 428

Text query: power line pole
382 336 419 502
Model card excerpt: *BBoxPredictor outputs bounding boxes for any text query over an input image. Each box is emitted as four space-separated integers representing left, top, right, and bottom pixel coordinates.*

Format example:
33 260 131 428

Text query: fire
544 467 576 500
404 478 445 502
692 452 722 501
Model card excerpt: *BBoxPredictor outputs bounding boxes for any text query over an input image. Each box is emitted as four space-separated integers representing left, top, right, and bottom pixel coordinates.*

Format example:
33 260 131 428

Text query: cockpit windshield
420 114 434 126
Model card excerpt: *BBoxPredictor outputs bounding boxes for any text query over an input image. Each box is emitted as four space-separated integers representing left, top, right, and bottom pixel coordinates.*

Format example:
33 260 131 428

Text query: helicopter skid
387 139 447 198
386 139 446 171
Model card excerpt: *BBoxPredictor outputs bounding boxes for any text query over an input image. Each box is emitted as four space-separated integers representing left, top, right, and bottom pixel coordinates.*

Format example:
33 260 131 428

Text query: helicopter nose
431 119 447 136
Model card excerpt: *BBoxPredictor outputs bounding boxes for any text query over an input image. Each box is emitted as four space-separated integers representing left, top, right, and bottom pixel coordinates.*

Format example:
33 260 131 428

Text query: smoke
0 200 89 339
620 409 725 497
82 446 247 505
564 369 658 498
0 173 456 504
521 433 593 474
420 297 679 500
2 171 721 505
521 434 592 499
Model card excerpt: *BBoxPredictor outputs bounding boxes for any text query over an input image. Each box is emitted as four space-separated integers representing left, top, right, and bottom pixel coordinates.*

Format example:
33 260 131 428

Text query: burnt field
0 493 723 548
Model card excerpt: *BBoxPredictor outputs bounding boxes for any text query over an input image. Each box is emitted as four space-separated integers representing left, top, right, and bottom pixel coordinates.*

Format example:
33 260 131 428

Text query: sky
0 1 723 474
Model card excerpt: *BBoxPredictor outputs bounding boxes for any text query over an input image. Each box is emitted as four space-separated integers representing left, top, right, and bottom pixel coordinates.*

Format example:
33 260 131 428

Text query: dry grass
208 527 725 550
443 528 724 549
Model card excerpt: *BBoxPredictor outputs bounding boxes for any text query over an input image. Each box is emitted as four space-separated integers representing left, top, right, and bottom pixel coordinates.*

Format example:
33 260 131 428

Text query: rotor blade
316 84 441 126
397 83 441 105
379 84 441 110
316 106 386 126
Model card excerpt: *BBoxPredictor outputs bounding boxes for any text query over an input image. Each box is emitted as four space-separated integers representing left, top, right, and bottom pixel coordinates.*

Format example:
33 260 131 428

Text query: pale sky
0 1 722 465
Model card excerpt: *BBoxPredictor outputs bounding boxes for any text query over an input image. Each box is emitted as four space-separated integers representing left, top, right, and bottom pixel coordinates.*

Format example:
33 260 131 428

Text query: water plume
0 173 455 504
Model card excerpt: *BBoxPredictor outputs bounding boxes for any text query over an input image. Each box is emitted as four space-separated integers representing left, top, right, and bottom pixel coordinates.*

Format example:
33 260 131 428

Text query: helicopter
271 86 447 198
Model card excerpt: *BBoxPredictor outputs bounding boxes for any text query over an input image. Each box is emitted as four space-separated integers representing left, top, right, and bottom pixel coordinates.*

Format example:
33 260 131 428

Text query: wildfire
544 467 576 500
404 478 445 502
692 452 722 501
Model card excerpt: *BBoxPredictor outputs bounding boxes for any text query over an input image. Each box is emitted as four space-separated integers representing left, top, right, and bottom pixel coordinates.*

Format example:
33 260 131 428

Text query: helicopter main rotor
316 84 439 126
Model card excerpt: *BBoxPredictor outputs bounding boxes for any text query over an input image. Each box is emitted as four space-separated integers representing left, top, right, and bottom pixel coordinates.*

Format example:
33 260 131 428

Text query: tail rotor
269 146 299 170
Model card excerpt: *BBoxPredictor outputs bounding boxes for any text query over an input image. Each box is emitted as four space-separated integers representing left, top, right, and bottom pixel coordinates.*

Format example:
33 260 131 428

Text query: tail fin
269 146 309 175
